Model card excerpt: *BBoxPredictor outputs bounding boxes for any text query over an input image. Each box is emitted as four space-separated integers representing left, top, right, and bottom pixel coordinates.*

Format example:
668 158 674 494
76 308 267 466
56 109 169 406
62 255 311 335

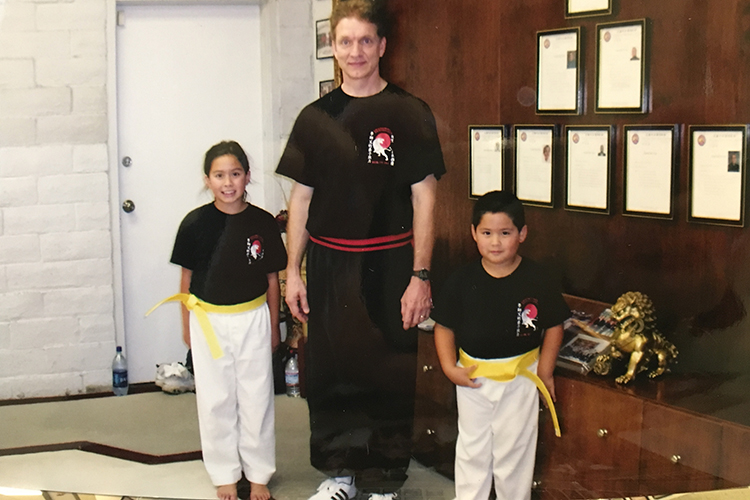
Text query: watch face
414 269 430 280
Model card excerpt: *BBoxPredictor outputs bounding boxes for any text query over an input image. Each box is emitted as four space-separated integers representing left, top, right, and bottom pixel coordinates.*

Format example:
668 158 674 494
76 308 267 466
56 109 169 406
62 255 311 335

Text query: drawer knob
671 454 681 464
597 428 608 438
531 480 542 489
422 365 434 372
426 428 436 435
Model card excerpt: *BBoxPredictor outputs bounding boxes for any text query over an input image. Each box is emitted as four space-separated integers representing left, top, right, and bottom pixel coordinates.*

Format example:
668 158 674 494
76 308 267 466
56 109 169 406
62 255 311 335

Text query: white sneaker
368 494 397 500
308 477 357 500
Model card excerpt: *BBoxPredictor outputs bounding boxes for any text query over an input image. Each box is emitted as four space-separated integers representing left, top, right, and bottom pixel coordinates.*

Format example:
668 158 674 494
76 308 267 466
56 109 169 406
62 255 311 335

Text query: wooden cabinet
412 330 457 479
413 330 750 499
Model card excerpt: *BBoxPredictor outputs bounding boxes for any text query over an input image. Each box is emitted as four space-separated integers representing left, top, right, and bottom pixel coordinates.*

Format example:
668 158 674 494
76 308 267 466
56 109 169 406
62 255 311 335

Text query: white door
116 4 264 382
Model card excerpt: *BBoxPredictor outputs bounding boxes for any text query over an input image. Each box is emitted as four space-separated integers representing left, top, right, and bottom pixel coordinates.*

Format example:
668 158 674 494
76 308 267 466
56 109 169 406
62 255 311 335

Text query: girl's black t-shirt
170 203 287 305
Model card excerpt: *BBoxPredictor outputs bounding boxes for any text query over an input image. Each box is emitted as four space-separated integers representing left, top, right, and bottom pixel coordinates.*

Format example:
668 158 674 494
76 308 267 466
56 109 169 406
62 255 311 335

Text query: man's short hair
472 190 526 231
330 0 390 40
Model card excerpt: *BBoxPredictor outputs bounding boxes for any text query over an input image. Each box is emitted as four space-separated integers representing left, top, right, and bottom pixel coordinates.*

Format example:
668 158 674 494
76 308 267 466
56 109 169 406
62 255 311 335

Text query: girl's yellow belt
145 293 267 360
458 347 561 437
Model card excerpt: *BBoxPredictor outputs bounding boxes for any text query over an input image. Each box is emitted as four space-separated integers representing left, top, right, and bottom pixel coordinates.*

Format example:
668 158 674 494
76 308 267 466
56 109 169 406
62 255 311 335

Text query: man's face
332 17 386 84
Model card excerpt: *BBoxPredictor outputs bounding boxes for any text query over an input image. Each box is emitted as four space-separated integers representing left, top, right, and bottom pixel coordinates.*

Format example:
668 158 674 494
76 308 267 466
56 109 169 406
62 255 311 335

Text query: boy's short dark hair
472 190 525 231
330 0 391 40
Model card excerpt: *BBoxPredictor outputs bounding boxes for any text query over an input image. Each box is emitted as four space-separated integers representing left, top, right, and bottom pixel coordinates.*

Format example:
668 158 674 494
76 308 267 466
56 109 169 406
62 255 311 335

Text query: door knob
122 156 132 167
122 200 135 213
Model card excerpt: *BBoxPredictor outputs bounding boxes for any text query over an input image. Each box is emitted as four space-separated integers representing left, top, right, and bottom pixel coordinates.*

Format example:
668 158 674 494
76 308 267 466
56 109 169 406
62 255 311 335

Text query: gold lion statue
592 291 678 384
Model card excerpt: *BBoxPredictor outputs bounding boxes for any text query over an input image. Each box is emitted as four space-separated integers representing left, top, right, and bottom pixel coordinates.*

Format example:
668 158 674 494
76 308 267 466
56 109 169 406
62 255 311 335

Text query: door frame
105 0 267 351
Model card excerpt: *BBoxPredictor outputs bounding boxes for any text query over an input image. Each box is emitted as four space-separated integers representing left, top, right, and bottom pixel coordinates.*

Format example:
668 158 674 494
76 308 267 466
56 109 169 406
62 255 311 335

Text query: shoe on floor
368 494 397 500
308 477 357 500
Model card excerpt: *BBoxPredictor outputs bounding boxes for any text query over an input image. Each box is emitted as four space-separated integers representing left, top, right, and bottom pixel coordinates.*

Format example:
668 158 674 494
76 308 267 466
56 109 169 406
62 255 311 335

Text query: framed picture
595 19 648 114
623 125 679 219
536 27 582 115
316 19 333 59
564 125 613 214
688 125 748 227
513 125 555 208
565 0 612 18
469 125 506 199
319 79 335 97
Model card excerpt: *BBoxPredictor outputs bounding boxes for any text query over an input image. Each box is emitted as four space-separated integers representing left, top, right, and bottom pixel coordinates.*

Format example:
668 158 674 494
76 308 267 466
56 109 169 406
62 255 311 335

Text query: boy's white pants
454 360 539 500
189 303 276 487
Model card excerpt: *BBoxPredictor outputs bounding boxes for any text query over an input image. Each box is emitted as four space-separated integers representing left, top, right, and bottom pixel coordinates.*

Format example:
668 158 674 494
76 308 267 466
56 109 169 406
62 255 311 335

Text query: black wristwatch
412 269 431 281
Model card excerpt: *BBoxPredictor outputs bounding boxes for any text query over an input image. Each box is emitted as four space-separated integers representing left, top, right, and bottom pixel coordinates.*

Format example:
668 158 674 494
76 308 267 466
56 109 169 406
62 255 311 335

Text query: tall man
275 1 445 499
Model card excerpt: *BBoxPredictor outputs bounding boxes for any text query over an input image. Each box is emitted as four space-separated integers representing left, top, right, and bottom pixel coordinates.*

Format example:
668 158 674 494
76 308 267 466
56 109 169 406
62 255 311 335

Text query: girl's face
204 154 249 214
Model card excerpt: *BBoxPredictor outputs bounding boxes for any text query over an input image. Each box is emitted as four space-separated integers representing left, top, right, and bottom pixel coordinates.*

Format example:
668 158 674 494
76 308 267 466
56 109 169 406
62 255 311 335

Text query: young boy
431 190 569 500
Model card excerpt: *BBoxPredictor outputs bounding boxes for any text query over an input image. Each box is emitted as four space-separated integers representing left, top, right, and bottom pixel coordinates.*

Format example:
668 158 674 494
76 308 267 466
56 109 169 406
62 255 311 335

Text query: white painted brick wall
0 177 38 207
0 235 41 264
0 0 313 400
0 60 35 89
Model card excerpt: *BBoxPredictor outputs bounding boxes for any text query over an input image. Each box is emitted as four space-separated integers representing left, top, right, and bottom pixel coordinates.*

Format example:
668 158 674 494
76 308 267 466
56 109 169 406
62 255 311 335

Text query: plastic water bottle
112 346 129 396
285 354 300 397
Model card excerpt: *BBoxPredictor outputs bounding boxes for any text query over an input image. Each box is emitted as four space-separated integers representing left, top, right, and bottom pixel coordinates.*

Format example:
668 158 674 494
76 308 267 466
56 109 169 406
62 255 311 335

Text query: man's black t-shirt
170 203 287 305
275 84 446 239
431 258 570 359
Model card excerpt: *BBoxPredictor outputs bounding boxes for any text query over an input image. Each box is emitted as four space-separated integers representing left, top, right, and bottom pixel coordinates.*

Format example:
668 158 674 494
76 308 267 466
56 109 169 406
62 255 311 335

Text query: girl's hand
445 364 482 388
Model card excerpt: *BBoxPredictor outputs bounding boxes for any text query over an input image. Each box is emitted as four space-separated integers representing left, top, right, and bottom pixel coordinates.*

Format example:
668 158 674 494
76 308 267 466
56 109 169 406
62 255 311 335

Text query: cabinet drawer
639 402 721 495
719 422 750 487
412 400 457 478
416 331 455 408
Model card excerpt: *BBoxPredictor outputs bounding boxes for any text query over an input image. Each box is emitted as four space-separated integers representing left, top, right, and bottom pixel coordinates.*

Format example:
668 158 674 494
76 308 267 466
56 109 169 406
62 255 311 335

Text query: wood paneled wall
381 0 750 376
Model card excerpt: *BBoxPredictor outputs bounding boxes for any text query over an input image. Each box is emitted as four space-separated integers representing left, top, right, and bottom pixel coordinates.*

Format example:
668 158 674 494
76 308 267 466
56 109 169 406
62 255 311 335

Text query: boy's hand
182 325 191 349
444 364 482 388
537 370 556 406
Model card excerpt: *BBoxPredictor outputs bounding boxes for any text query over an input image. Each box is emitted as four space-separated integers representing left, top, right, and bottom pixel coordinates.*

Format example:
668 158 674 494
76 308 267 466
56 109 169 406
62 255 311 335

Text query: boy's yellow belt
458 348 561 437
145 293 267 360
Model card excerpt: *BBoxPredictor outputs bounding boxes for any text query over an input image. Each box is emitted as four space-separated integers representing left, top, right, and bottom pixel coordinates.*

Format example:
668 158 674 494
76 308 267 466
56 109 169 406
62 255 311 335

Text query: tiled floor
0 392 748 500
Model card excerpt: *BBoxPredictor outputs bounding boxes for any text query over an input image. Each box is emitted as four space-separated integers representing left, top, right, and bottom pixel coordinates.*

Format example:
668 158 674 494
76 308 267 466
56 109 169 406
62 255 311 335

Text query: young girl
152 141 286 500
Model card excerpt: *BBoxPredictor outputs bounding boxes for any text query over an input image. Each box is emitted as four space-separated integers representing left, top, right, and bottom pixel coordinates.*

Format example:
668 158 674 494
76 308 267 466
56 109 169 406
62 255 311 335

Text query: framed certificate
565 125 613 214
469 125 506 199
623 125 679 219
316 19 333 59
537 28 582 115
595 19 648 114
688 126 747 227
514 125 555 208
566 0 612 18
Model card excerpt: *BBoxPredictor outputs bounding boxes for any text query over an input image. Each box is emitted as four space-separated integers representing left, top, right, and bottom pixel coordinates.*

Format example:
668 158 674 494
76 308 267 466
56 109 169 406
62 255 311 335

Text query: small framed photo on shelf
623 125 679 220
536 27 582 115
564 125 613 214
469 125 506 199
513 125 556 208
316 19 333 59
688 125 748 227
595 19 648 114
319 79 335 97
565 0 612 18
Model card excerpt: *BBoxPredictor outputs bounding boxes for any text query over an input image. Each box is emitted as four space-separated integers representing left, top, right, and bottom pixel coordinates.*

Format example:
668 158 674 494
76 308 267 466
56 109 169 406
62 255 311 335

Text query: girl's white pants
454 361 539 500
189 303 276 487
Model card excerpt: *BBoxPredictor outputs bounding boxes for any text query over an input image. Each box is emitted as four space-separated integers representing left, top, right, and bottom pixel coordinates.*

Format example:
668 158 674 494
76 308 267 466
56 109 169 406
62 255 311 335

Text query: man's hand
444 364 482 388
400 277 432 329
285 272 310 323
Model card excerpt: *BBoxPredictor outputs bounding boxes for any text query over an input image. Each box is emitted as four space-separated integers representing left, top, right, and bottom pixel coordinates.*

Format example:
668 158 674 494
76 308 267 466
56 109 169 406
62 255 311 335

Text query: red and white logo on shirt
368 127 395 166
246 235 264 264
516 298 539 337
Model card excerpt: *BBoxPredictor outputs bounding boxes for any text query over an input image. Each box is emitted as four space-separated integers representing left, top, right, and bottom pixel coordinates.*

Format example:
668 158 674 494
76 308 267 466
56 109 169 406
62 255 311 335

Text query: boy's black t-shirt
431 258 570 359
275 83 446 239
170 203 287 306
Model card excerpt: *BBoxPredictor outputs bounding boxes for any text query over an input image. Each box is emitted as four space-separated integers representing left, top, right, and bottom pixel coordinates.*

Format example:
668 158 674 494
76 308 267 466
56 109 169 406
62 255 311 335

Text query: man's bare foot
250 482 271 500
217 483 238 500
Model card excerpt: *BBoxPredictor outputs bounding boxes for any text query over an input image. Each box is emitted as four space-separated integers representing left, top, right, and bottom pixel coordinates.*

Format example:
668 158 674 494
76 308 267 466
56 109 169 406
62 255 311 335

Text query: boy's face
471 212 527 270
